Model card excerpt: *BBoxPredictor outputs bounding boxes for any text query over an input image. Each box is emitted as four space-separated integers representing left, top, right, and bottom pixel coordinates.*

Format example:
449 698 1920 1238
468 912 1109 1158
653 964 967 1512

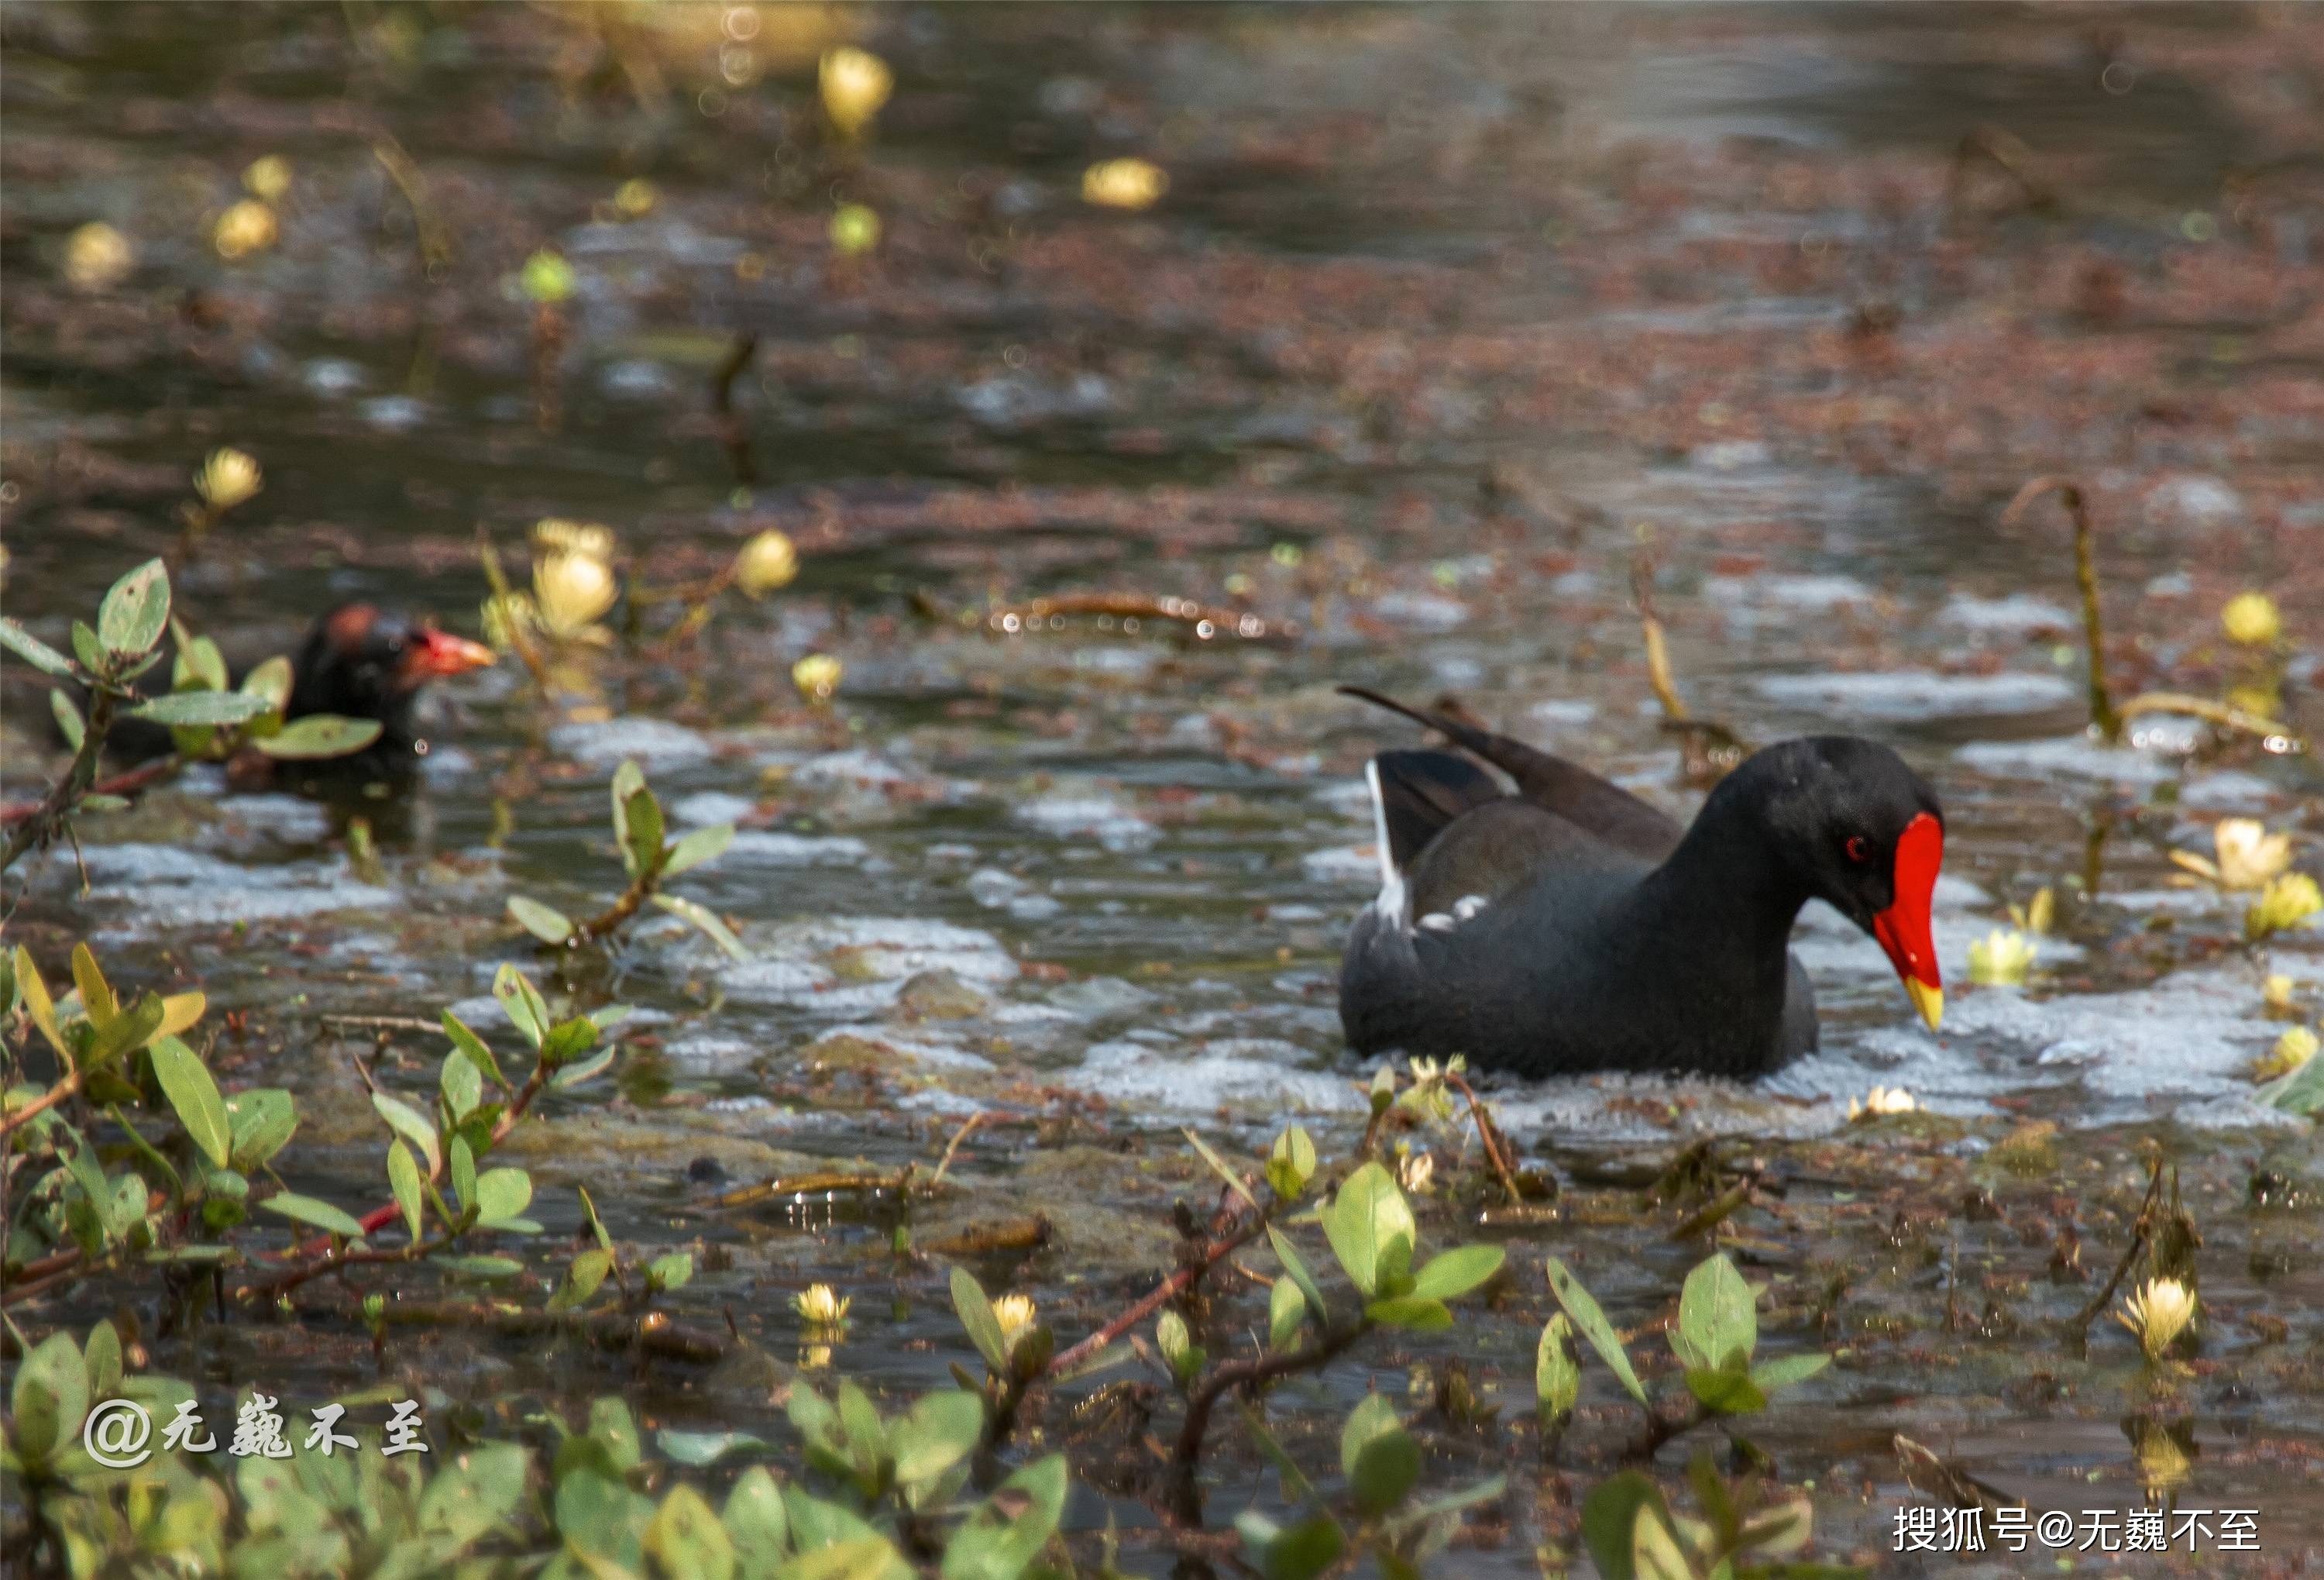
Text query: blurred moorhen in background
1336 687 1944 1079
109 601 495 779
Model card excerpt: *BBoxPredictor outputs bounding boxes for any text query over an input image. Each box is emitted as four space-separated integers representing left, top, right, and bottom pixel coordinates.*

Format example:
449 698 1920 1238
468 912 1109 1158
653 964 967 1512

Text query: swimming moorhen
104 601 495 774
1336 687 1944 1079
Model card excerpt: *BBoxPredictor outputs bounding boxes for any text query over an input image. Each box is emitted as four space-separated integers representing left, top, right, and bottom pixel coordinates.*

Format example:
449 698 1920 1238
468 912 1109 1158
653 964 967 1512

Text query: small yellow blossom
1082 157 1167 211
2007 886 2054 935
2263 974 2296 1013
521 249 575 305
792 1283 851 1327
193 448 263 513
531 518 617 563
2252 1025 2319 1083
1968 928 2037 986
64 222 134 291
242 155 292 202
213 199 278 260
480 591 537 652
2116 1276 2196 1361
734 529 799 596
792 653 843 704
2245 873 2322 942
2172 818 2293 892
991 1294 1037 1348
532 549 617 639
2220 591 2281 646
614 177 656 218
1846 1086 1917 1122
1394 1145 1435 1196
819 46 893 138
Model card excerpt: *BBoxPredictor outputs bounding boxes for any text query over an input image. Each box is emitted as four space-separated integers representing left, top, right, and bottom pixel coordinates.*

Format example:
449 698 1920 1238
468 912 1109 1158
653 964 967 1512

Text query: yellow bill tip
1906 978 1944 1031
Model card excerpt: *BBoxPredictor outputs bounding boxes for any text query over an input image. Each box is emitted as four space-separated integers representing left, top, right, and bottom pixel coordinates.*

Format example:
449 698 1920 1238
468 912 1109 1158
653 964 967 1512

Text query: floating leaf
658 1427 773 1468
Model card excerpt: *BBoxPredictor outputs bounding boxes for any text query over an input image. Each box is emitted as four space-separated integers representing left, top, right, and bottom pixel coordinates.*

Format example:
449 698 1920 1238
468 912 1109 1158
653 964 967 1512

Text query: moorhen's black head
1718 736 1946 1028
287 603 495 746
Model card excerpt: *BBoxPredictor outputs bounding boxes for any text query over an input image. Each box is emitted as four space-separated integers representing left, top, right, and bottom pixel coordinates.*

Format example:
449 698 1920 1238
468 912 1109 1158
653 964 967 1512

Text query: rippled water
6 3 2323 1570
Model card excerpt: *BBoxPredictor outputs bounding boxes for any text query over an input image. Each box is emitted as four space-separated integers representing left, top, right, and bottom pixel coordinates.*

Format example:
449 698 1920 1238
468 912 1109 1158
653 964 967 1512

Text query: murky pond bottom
5 2 2324 1572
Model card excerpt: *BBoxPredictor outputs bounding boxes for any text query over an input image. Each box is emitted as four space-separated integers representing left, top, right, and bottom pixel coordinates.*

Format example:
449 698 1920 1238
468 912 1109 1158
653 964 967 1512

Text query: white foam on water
1938 594 2075 633
669 791 758 827
1755 670 2076 722
802 1024 998 1072
1303 845 1380 884
722 831 872 866
1016 794 1157 853
1071 1037 1364 1117
548 717 715 769
1954 735 2178 786
706 917 1019 1011
78 845 396 929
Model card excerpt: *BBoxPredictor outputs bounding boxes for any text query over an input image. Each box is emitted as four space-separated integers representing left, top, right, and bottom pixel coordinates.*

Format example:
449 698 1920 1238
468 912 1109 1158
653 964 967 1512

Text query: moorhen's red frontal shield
1872 811 1944 1029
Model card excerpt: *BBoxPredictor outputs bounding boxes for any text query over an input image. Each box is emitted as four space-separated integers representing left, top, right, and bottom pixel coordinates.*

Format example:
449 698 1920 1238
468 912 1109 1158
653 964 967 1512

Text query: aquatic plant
2221 590 2282 647
1967 928 2037 986
1846 1084 1918 1120
1081 157 1168 212
0 559 375 875
61 222 133 291
793 652 844 704
2116 1276 2197 1362
2172 818 2293 891
504 756 742 958
2244 873 2322 942
819 45 892 139
1583 1451 1826 1580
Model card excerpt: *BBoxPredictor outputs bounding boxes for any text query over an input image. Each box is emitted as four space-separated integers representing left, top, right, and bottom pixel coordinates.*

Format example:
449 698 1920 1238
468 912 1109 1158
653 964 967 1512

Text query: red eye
1846 836 1872 864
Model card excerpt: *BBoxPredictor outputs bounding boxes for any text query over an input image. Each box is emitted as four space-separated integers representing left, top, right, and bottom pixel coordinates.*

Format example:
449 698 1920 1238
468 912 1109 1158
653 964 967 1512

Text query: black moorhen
1336 687 1944 1079
105 602 495 774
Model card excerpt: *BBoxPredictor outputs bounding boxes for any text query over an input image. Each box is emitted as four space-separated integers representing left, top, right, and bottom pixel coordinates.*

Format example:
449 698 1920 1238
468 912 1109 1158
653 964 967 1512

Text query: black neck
1630 780 1811 983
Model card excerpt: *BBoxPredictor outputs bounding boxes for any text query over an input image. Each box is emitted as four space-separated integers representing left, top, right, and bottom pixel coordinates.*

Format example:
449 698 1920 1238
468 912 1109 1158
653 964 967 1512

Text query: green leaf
439 1254 527 1281
84 1319 124 1399
127 690 273 727
1363 1295 1452 1330
254 714 383 759
1582 1471 1672 1580
652 1427 774 1470
646 1483 735 1580
551 1047 616 1089
148 1033 231 1169
619 785 664 878
541 1014 601 1065
893 1390 982 1487
98 559 170 656
948 1265 1011 1372
0 617 82 680
663 824 732 876
610 759 650 868
1156 1309 1202 1385
506 895 575 945
1673 1253 1758 1373
441 1010 507 1090
1750 1352 1833 1396
724 1468 789 1580
418 1441 527 1547
1341 1393 1419 1516
473 1167 532 1227
1184 1127 1260 1210
11 1330 90 1469
439 1048 483 1122
86 992 165 1067
1537 1312 1580 1426
450 1135 477 1219
554 1467 651 1570
940 1454 1067 1580
1269 1275 1307 1351
241 654 294 712
1266 1124 1317 1200
1686 1361 1768 1416
647 1251 693 1291
225 1087 296 1172
1410 1243 1504 1302
548 1247 614 1312
1323 1161 1415 1299
1237 1510 1345 1580
1546 1255 1649 1408
71 621 105 675
387 1140 425 1242
50 690 85 751
492 963 549 1050
175 629 229 692
259 1193 366 1239
1632 1501 1697 1580
372 1090 442 1179
651 893 748 959
1266 1225 1331 1328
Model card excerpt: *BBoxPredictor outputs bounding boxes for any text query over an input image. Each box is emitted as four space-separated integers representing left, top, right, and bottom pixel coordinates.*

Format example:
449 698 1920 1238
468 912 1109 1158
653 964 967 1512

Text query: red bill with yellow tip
1872 811 1944 1030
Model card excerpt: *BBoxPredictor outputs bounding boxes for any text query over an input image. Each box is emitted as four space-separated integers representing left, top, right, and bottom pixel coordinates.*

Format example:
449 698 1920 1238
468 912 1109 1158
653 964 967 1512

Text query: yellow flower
2252 1025 2319 1082
1968 928 2037 986
532 549 618 639
2116 1276 2196 1361
799 1343 834 1371
2220 591 2281 646
2172 818 2294 892
819 46 893 137
734 529 799 596
242 155 292 202
791 1283 851 1327
1081 157 1168 212
2245 873 2322 941
2006 886 2054 935
531 518 617 563
991 1294 1037 1348
193 448 263 513
792 653 843 704
2263 974 2296 1013
64 222 134 291
213 199 278 260
521 249 575 305
614 177 656 218
1394 1145 1435 1195
1846 1085 1917 1121
480 591 537 652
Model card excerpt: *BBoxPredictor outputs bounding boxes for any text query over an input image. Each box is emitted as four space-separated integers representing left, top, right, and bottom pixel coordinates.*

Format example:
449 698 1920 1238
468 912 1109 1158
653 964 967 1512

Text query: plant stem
1446 1071 1525 1206
0 688 117 874
1043 1217 1269 1380
2001 477 2120 742
1166 1322 1370 1523
0 1072 83 1140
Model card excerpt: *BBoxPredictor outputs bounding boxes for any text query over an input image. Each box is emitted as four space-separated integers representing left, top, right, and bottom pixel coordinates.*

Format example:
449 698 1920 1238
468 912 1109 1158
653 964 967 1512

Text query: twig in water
711 332 760 486
1445 1070 1525 1206
2067 1156 2167 1337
